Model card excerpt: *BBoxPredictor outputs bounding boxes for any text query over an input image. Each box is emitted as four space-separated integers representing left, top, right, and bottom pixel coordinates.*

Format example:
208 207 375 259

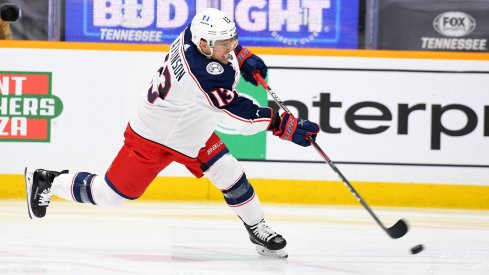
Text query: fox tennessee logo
433 11 476 37
0 72 63 141
206 62 224 75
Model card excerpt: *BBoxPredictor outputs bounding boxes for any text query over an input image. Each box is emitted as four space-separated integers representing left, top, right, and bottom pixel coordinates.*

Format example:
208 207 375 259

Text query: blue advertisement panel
65 0 359 48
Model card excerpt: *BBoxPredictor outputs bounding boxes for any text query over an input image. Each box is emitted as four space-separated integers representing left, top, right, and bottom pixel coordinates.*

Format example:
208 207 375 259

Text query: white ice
1 200 488 275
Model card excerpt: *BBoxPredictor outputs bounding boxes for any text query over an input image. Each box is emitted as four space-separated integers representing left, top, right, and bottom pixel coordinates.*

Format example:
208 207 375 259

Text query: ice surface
1 200 488 275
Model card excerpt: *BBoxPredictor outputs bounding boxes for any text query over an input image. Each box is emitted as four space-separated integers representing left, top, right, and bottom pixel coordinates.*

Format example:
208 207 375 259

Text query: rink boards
0 40 488 209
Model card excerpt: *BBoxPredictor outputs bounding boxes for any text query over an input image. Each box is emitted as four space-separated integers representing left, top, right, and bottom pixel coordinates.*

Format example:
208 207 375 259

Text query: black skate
24 167 68 219
244 219 288 259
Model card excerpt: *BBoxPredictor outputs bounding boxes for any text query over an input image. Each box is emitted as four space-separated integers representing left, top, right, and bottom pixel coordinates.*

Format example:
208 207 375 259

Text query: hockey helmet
190 8 238 58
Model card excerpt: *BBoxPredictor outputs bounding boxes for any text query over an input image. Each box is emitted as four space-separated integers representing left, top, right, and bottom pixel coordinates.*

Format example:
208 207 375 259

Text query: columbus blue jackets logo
206 62 224 75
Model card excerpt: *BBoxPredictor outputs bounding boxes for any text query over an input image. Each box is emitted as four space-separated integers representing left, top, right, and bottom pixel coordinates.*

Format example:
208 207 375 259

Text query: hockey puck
410 244 424 254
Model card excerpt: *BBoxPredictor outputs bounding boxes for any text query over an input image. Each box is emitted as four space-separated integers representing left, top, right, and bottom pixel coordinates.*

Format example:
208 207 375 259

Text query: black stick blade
387 219 409 239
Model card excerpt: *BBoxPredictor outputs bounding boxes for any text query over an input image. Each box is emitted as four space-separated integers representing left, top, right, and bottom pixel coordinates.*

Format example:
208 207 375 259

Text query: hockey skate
24 167 68 219
244 219 288 259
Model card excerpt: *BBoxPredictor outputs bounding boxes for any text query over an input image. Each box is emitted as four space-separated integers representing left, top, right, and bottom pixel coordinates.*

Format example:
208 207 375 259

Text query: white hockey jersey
129 27 273 158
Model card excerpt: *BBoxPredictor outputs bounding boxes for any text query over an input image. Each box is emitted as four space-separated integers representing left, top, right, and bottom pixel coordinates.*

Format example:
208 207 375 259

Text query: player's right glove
269 112 320 147
234 45 267 86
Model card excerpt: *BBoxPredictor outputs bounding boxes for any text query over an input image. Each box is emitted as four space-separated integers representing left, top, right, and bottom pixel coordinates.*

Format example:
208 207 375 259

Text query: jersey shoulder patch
183 48 237 92
206 62 225 75
182 27 238 107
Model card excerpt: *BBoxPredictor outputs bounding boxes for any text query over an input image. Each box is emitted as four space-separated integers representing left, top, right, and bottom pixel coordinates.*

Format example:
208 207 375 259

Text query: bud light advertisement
65 0 359 49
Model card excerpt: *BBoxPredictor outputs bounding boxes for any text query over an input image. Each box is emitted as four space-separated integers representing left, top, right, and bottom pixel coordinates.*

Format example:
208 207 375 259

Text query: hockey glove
271 112 320 147
235 45 267 86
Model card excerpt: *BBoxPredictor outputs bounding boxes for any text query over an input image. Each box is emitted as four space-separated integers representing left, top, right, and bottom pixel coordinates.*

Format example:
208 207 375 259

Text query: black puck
410 244 424 254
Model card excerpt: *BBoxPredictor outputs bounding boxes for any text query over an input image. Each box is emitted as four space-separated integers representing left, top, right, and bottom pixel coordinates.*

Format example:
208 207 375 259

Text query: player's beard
219 54 230 64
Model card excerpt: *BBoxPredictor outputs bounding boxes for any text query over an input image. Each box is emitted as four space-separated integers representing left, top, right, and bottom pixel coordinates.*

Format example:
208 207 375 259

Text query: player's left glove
269 112 320 147
235 45 267 86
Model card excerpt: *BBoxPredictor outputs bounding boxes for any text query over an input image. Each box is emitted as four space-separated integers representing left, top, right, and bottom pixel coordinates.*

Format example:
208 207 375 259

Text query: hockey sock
222 173 264 226
51 172 127 207
205 154 265 225
51 172 97 204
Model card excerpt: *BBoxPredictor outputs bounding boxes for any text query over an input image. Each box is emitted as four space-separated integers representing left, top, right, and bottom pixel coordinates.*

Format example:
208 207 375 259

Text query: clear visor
213 34 239 51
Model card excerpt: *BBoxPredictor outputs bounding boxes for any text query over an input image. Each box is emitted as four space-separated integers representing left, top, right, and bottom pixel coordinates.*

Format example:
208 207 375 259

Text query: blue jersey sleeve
184 29 272 135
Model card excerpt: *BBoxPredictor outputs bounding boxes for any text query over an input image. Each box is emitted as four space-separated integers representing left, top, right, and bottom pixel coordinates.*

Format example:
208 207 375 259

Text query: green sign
216 79 268 160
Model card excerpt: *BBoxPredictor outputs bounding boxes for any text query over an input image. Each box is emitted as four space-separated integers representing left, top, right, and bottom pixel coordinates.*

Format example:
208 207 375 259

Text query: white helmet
190 8 238 58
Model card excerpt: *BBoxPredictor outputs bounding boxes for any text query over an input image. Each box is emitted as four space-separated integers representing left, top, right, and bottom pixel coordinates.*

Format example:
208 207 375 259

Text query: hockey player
24 8 320 259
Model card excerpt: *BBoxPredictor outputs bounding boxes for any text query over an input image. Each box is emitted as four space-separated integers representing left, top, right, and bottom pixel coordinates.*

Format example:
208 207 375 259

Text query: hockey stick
253 72 408 239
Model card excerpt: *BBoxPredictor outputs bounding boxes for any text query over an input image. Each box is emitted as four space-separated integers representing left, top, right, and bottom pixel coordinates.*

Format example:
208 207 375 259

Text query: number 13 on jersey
210 88 236 107
147 66 171 103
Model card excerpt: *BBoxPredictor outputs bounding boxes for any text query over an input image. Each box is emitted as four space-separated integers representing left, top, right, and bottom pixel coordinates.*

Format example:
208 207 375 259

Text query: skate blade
24 167 35 220
255 245 288 259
